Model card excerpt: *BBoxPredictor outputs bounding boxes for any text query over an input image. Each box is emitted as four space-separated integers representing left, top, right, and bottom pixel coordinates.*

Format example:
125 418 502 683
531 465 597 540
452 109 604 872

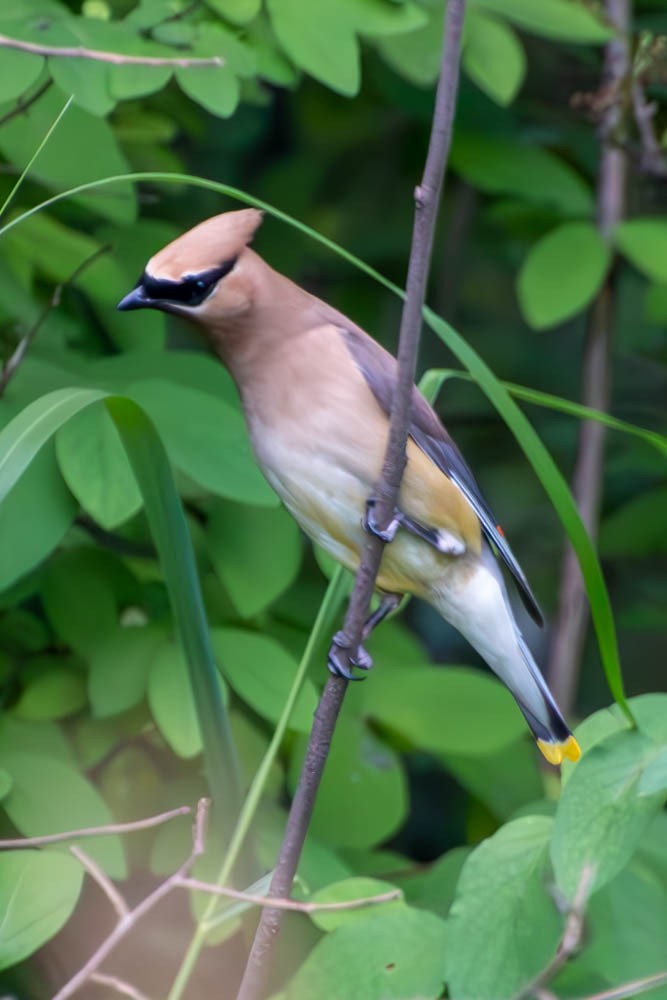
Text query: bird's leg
327 593 401 680
363 497 400 542
364 498 464 556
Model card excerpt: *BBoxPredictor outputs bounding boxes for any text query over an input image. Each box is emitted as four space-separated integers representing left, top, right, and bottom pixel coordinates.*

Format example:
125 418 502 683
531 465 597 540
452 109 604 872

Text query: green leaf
176 64 240 118
56 402 142 530
376 3 442 85
0 850 83 970
50 56 115 117
442 737 543 819
127 380 275 506
308 876 404 931
0 769 12 799
600 486 667 557
89 624 165 717
13 669 87 721
450 134 594 216
474 0 613 43
0 50 44 102
267 0 360 96
368 665 526 755
286 907 447 1000
148 638 228 759
0 88 136 223
551 729 667 900
203 0 261 24
108 62 172 100
337 0 427 36
0 716 75 763
210 627 318 733
638 747 667 797
2 752 126 877
463 11 526 106
288 717 407 849
399 847 470 920
41 548 123 658
0 443 77 591
207 500 302 618
615 219 667 283
518 222 610 329
446 816 561 1000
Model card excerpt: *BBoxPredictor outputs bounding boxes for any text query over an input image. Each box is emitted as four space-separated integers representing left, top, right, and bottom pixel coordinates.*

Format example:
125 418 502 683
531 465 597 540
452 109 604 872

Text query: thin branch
0 79 52 128
546 0 630 714
0 243 111 398
0 805 191 849
578 971 667 1000
70 846 130 921
512 865 595 1000
631 81 667 177
52 800 210 1000
0 34 222 67
89 973 152 1000
175 877 401 914
235 3 467 999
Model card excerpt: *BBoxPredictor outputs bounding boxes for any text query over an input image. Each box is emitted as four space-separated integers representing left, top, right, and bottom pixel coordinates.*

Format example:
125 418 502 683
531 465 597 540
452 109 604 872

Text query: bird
118 208 581 766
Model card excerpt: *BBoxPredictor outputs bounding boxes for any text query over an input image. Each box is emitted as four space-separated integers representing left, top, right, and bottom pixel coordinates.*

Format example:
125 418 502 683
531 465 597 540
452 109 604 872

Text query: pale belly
256 437 460 598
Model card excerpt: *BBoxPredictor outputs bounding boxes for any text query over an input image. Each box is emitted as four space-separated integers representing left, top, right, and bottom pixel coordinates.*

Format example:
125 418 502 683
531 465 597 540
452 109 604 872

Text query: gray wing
339 324 544 627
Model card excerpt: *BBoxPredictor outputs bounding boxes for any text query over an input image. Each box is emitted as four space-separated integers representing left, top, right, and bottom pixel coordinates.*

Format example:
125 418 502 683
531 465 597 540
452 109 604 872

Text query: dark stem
235 2 467 998
0 78 52 129
546 0 629 714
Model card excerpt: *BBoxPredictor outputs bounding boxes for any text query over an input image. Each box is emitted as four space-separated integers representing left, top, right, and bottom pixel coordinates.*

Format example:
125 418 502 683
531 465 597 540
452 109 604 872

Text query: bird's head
117 208 264 323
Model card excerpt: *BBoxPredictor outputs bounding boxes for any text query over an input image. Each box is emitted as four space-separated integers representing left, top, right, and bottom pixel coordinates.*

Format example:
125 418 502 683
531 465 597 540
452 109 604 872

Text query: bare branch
512 865 595 1000
0 243 112 398
546 0 630 713
52 800 211 1000
578 971 667 1000
175 877 402 914
0 79 52 128
89 973 152 1000
0 34 222 67
631 82 667 177
235 4 467 999
70 846 130 921
0 805 191 849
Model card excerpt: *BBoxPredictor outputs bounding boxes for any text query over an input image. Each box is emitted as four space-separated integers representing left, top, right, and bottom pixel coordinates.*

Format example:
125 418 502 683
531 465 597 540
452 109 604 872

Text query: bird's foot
363 498 400 543
327 630 373 680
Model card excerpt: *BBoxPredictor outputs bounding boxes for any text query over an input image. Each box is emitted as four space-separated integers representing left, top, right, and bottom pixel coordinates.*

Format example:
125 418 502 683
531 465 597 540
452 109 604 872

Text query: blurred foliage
0 0 666 998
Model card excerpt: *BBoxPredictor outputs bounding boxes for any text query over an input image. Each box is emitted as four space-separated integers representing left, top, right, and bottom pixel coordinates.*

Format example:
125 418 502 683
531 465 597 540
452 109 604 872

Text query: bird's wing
339 324 544 626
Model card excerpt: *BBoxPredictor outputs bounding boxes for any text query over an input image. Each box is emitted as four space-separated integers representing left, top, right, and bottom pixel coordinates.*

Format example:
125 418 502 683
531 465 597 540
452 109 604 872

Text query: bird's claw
363 498 400 543
327 631 373 680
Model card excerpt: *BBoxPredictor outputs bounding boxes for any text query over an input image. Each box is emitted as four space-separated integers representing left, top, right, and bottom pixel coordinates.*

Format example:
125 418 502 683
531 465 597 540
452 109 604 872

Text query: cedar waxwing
118 209 581 766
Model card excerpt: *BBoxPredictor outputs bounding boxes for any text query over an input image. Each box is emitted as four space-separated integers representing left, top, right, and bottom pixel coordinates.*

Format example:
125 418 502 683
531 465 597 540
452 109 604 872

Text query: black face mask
139 257 237 307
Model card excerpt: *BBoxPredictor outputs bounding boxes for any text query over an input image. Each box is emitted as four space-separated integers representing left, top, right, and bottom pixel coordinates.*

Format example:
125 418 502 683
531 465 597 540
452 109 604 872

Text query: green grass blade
422 310 630 717
167 567 348 1000
0 388 242 828
0 95 72 221
420 368 667 457
0 172 631 712
104 397 242 836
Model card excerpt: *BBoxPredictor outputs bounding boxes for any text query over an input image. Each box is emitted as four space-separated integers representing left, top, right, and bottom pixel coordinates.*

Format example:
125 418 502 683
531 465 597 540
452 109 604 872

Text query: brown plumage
118 208 580 766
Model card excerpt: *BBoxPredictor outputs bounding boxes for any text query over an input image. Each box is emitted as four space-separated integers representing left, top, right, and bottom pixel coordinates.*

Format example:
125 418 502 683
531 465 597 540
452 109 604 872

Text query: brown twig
631 81 667 177
546 0 630 715
49 799 399 1000
0 804 191 849
89 973 152 1000
0 243 111 398
512 865 595 1000
175 877 401 914
234 3 467 999
0 34 222 67
52 800 209 1000
0 79 52 129
578 971 667 1000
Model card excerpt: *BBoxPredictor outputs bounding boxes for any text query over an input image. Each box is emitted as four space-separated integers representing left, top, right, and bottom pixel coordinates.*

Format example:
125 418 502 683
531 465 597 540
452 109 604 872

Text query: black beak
117 286 150 311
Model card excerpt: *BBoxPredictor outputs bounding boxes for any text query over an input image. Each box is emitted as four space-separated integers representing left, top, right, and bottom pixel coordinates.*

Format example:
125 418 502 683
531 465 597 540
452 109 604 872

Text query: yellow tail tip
537 735 581 766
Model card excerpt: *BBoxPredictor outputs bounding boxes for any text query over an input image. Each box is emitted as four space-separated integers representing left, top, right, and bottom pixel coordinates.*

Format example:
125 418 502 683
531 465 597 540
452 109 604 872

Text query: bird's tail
512 633 581 765
432 544 581 766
